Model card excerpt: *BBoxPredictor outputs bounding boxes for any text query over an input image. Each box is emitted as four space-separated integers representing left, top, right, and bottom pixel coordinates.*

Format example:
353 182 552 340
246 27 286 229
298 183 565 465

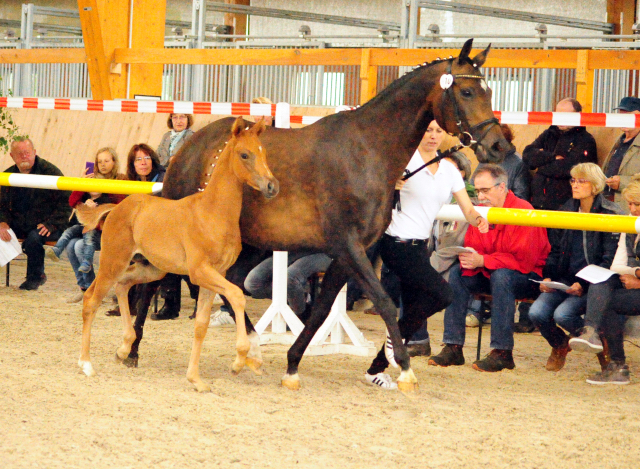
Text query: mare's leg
114 264 166 362
283 259 350 390
125 280 161 368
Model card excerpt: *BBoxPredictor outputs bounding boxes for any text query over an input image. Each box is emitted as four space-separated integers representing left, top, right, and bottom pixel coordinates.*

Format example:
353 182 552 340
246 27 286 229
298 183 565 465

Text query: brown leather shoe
596 337 611 371
546 344 571 371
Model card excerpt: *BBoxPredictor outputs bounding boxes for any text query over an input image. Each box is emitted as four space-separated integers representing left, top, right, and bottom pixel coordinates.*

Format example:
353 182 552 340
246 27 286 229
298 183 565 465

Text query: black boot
151 299 180 320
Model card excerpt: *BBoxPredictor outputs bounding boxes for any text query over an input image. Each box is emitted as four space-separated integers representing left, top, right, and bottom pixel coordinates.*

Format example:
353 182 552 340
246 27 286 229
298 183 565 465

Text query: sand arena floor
2 256 640 469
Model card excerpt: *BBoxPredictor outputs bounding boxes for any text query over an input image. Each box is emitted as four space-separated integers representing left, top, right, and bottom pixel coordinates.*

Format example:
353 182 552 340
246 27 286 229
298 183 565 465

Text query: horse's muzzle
260 177 280 199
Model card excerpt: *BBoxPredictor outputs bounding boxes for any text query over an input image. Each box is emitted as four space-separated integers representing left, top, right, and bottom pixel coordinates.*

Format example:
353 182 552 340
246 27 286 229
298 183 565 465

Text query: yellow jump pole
0 173 160 195
436 204 640 235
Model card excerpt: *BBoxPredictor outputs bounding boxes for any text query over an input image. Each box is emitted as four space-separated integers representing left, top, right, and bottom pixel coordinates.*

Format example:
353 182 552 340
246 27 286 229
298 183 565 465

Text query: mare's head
227 117 279 199
429 39 512 163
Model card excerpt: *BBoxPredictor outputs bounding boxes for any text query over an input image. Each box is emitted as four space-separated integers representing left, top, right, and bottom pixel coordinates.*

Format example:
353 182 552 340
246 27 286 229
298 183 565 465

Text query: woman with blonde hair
570 175 640 385
46 147 126 302
529 163 622 372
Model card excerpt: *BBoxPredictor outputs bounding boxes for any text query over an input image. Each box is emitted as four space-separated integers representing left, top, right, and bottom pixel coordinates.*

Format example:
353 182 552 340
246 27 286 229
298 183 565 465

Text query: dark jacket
523 126 598 210
500 150 531 201
542 194 622 290
0 156 71 233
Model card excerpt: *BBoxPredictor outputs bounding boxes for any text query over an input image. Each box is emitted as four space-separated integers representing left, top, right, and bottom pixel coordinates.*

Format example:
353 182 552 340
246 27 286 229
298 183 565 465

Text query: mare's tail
75 203 117 233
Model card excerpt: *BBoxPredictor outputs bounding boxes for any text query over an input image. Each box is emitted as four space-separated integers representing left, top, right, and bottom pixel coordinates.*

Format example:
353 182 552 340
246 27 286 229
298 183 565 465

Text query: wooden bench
472 293 536 360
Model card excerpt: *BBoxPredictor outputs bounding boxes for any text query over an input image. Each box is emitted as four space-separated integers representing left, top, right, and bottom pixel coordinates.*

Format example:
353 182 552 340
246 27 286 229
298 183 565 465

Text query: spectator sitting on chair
602 96 640 213
528 163 621 372
45 147 126 303
243 252 333 321
0 137 71 290
523 98 597 210
429 164 550 372
568 176 640 385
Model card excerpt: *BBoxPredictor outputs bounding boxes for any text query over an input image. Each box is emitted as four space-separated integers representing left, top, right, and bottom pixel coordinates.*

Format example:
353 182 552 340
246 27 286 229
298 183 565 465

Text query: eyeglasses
570 178 589 185
171 114 188 120
134 156 152 163
474 183 500 195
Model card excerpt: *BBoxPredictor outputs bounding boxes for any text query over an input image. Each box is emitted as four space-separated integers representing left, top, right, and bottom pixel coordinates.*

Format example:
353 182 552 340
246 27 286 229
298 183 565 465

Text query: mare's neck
199 145 244 224
353 66 440 178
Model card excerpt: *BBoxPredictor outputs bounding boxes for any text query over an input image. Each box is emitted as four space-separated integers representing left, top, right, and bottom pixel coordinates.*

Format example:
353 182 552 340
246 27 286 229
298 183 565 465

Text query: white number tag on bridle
440 74 454 90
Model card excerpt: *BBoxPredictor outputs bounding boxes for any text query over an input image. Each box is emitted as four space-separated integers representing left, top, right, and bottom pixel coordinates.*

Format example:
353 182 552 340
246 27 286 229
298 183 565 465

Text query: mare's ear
472 43 491 68
457 38 473 65
253 118 267 135
231 117 245 137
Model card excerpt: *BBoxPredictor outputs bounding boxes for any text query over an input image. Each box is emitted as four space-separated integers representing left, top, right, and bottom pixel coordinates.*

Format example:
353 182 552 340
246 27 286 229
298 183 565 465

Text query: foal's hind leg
79 275 119 376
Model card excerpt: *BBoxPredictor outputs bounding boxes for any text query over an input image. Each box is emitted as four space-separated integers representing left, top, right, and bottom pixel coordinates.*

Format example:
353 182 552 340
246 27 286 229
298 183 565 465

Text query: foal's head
227 117 279 199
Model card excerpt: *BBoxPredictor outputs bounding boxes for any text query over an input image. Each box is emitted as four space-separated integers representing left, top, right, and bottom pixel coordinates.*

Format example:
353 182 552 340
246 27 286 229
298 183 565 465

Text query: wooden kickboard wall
0 107 623 178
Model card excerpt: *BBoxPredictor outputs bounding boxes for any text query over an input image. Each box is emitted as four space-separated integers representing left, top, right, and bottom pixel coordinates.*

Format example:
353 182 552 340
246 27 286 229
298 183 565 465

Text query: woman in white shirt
365 120 489 389
569 177 640 385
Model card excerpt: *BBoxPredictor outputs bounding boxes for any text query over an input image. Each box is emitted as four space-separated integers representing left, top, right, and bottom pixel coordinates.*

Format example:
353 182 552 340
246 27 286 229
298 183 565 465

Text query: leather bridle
440 59 500 153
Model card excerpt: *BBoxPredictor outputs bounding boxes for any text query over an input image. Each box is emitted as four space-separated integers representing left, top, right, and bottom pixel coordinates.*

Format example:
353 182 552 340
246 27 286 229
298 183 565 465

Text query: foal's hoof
195 382 212 393
246 357 263 376
123 356 139 368
281 373 301 391
397 369 419 394
78 360 96 377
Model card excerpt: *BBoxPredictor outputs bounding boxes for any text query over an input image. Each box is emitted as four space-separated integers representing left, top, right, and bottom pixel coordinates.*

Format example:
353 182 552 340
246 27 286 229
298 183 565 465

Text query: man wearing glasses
429 164 550 372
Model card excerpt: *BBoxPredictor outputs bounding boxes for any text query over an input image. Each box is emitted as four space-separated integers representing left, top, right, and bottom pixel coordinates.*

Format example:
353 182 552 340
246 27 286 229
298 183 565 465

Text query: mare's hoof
397 368 419 394
246 357 263 376
123 356 139 368
281 373 301 391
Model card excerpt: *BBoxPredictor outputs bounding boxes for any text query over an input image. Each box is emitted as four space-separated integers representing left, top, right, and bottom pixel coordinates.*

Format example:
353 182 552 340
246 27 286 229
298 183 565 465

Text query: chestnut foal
77 117 278 392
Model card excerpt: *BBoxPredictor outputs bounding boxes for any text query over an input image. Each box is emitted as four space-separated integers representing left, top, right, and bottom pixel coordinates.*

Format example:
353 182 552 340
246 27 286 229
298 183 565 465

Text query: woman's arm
453 188 489 234
611 233 638 276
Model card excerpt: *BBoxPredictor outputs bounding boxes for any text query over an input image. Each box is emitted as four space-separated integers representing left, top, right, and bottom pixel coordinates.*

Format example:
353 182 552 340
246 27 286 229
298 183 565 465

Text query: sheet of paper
530 280 571 292
0 229 23 267
576 264 617 284
437 246 477 256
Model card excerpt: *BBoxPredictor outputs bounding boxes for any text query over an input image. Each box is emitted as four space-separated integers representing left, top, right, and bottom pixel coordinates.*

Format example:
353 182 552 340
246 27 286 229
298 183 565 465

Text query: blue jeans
443 264 540 351
56 224 99 265
244 253 332 316
66 237 95 290
529 291 586 348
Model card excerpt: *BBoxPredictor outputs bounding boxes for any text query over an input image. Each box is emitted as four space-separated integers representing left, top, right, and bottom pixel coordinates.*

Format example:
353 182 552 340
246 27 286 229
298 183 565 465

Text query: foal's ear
457 38 474 65
253 118 267 135
231 117 245 137
472 43 491 69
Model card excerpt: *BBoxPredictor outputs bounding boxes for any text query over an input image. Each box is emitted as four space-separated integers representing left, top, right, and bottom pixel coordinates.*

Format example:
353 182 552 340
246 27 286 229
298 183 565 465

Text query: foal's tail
75 203 117 233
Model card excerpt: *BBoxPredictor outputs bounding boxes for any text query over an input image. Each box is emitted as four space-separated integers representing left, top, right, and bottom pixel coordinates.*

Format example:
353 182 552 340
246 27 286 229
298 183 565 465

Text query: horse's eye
241 153 249 160
461 89 473 98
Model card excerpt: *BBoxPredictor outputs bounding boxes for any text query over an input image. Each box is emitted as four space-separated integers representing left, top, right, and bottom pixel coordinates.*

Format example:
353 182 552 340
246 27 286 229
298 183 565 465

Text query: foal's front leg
186 288 215 392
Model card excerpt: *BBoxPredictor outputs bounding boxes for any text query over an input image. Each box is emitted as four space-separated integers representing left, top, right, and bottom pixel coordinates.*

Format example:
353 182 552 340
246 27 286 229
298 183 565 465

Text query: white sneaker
66 290 85 304
465 314 480 327
365 372 398 390
209 309 235 327
384 330 400 368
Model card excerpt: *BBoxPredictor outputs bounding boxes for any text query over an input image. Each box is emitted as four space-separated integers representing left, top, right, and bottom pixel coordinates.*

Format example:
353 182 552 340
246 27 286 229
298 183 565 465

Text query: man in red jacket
429 164 551 372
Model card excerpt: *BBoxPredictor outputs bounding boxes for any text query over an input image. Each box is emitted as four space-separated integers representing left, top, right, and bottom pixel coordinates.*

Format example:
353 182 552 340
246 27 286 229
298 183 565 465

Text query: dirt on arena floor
2 256 640 469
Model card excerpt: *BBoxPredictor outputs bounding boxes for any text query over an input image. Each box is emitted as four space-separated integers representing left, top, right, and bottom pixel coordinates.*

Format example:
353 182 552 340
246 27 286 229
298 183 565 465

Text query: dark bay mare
127 39 512 391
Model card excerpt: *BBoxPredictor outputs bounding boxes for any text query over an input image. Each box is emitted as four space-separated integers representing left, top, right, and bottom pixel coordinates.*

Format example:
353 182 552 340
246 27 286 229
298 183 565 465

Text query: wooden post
576 50 594 113
78 0 113 100
607 0 637 36
359 49 378 105
129 0 166 98
78 0 130 100
224 0 250 36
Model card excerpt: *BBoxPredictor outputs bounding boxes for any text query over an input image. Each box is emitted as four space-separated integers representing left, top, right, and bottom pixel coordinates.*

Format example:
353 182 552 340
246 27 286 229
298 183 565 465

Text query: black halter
440 59 500 153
